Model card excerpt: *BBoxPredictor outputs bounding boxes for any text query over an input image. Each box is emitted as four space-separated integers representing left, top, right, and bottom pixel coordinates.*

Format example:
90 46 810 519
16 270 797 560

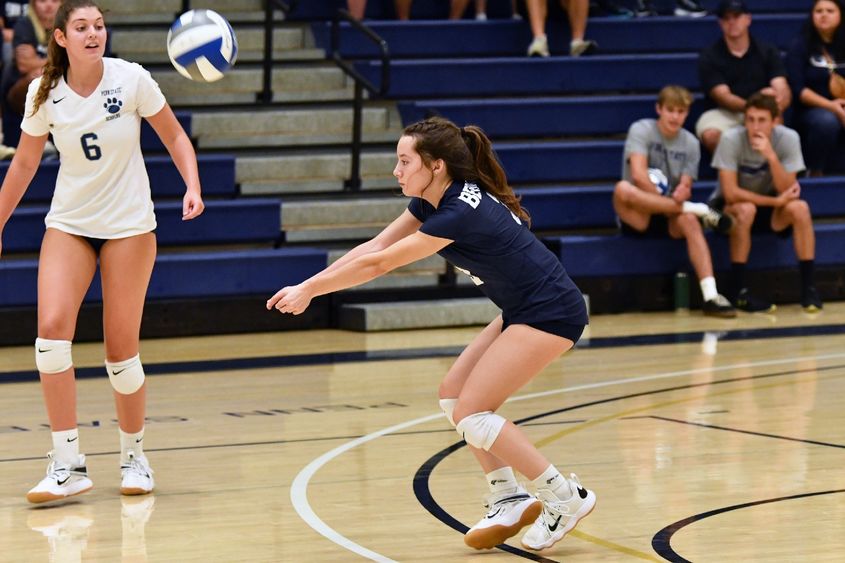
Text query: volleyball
647 168 669 195
167 9 238 83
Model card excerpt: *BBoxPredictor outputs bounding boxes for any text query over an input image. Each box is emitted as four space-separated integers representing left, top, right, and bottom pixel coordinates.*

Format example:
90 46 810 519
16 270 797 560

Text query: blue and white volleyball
167 9 238 82
647 168 670 195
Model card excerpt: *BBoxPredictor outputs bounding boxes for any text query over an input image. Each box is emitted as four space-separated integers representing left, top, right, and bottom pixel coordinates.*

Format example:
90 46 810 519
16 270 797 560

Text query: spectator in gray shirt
614 85 736 318
710 93 823 313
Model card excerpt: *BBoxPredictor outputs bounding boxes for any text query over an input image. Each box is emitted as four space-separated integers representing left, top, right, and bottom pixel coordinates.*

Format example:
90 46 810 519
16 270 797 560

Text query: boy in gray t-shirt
710 93 822 313
614 85 736 318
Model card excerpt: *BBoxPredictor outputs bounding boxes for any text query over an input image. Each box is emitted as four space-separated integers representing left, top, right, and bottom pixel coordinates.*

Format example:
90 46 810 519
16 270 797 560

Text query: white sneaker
527 35 549 57
700 207 733 234
465 486 542 550
27 452 93 504
120 452 154 495
521 474 596 551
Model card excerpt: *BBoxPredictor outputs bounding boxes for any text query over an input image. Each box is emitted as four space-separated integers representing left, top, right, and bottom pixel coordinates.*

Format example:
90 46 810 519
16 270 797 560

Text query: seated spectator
613 85 736 318
695 0 791 153
1 0 57 148
526 0 596 57
350 0 520 20
0 1 29 67
709 93 822 313
785 0 845 176
634 0 707 17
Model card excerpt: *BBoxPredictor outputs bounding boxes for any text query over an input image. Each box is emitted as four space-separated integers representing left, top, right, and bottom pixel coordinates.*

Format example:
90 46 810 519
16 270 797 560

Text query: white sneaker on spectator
120 452 155 495
527 35 550 57
521 474 596 551
474 12 487 20
674 0 707 17
570 38 598 57
465 486 542 549
27 452 93 504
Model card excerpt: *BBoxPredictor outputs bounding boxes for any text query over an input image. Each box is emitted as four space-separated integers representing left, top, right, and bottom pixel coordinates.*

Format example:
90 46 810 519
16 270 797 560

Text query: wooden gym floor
0 303 843 562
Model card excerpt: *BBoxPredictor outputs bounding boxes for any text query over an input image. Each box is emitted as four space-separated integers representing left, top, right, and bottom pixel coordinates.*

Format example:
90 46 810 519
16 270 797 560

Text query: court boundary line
289 352 845 561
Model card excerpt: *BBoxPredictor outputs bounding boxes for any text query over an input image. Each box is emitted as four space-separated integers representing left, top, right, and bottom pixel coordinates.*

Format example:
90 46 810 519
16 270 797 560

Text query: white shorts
695 108 744 139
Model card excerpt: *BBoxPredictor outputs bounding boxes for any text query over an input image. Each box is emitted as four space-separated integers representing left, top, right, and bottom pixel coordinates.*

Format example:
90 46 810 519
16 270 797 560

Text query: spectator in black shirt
694 0 791 153
0 1 28 67
785 0 845 176
1 0 58 148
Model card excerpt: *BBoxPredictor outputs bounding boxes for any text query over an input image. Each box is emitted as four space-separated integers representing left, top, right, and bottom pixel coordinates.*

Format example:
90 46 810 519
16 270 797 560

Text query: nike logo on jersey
52 97 66 104
547 515 563 532
66 436 78 443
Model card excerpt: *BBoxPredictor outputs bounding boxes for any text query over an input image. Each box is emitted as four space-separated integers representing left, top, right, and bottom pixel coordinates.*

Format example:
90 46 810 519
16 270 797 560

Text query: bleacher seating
1 0 842 332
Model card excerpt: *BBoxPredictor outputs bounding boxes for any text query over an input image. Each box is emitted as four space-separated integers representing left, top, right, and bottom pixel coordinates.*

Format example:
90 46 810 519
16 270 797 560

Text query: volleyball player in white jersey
0 0 204 503
268 117 596 551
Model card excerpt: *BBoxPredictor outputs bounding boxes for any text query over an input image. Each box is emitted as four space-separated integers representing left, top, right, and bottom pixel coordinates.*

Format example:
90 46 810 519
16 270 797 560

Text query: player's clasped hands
267 284 312 315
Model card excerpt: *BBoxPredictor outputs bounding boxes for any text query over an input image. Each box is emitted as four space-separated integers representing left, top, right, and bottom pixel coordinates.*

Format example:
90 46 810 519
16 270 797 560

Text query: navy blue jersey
408 181 588 326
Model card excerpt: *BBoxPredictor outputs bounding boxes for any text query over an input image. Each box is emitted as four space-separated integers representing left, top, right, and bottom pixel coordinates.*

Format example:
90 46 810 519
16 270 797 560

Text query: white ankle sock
682 201 709 216
700 276 718 302
120 428 145 464
52 429 80 465
532 464 571 500
486 467 518 494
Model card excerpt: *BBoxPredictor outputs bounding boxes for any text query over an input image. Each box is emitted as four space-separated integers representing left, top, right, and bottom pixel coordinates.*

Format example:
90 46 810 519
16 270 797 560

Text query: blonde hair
657 85 693 110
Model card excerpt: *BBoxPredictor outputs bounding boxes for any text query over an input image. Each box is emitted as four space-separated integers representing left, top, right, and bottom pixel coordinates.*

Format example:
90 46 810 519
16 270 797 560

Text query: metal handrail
330 9 390 191
258 0 299 103
175 1 299 104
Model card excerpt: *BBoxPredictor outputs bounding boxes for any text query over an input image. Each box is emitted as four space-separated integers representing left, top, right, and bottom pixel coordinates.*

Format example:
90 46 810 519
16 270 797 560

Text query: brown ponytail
403 117 530 225
30 0 103 116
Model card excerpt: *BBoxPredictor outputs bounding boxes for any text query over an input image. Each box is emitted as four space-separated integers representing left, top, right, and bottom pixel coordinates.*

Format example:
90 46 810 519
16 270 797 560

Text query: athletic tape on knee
35 338 73 374
439 398 458 427
455 411 507 451
106 354 145 395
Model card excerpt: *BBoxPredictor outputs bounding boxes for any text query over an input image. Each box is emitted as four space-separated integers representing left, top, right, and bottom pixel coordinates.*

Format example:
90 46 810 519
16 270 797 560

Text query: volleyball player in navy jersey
268 117 595 551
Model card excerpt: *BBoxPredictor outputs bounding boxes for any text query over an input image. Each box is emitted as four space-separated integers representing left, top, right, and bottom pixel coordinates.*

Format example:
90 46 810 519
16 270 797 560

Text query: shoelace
121 453 153 476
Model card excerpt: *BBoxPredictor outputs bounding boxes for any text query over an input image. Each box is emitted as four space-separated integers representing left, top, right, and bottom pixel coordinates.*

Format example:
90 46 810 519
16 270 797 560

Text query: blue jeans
797 107 845 173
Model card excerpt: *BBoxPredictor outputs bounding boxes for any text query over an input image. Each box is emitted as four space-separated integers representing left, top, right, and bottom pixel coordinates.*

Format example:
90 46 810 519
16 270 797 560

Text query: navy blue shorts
502 317 586 344
81 236 109 255
619 214 670 238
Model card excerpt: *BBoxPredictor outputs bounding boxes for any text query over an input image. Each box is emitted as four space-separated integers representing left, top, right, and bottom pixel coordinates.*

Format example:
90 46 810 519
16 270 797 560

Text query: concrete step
111 27 322 64
282 197 406 227
100 0 283 24
338 297 500 331
193 106 402 148
237 150 396 195
151 67 354 105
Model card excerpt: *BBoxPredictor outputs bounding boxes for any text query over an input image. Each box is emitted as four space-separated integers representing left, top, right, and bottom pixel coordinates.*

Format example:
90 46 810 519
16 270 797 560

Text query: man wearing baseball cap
695 0 792 153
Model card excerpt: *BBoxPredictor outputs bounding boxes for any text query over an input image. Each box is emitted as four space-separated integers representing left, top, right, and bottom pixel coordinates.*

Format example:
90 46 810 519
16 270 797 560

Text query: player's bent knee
455 411 507 451
106 354 145 395
35 338 73 374
439 398 458 427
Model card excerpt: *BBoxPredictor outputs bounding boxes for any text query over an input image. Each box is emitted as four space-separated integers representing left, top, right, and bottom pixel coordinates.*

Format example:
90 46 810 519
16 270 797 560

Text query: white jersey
21 57 167 238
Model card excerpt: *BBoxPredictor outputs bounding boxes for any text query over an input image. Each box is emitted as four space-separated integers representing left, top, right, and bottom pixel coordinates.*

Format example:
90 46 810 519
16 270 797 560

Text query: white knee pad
35 338 73 374
439 398 458 427
455 411 507 451
106 355 145 395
